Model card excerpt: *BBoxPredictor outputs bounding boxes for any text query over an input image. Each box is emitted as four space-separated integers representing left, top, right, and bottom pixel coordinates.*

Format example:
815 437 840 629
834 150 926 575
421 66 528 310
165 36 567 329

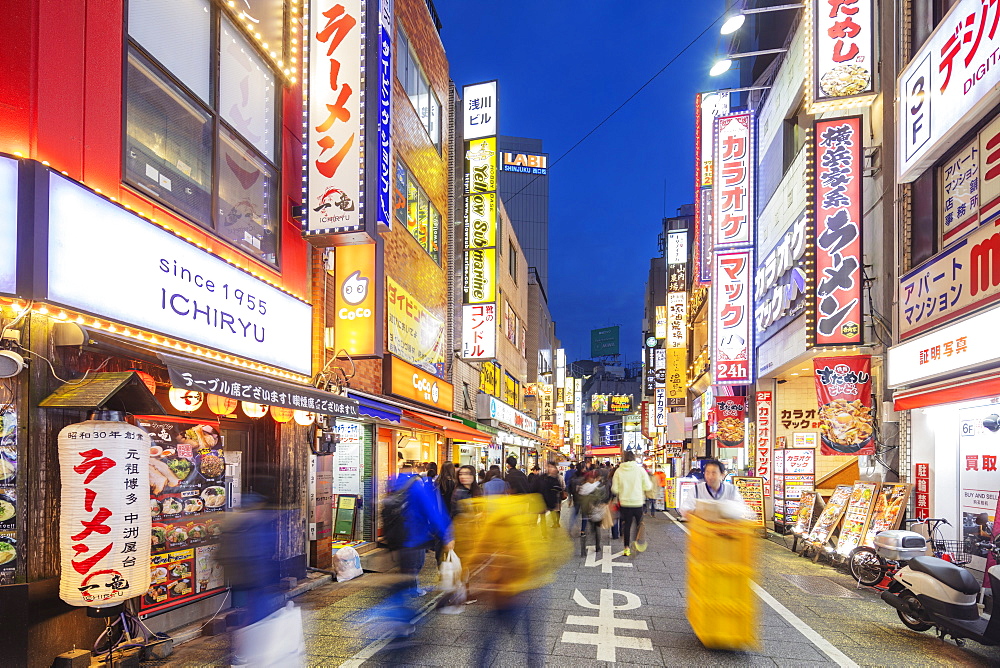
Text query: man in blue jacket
390 463 454 595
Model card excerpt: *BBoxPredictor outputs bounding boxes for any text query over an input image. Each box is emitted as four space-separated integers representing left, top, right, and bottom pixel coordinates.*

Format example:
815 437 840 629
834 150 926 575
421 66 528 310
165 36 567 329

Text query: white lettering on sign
583 546 634 574
412 374 440 404
561 589 653 662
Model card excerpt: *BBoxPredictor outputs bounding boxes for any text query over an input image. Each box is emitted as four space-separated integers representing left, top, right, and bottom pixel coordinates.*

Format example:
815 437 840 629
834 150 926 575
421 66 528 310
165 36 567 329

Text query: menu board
835 482 879 556
733 476 765 527
793 491 821 535
663 477 676 509
0 408 16 583
806 485 853 545
863 483 911 548
135 416 228 616
773 449 815 532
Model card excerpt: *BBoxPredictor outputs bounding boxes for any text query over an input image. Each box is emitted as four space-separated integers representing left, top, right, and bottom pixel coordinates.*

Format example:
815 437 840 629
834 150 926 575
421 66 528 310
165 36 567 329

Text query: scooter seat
908 556 980 595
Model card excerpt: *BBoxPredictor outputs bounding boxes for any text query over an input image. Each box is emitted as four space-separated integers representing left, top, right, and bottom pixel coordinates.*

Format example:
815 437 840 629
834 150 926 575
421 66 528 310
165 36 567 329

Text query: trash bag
231 601 306 668
438 550 462 593
335 546 363 582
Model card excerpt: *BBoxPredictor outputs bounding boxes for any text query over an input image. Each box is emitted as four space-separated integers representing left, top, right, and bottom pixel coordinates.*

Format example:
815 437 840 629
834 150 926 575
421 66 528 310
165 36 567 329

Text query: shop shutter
362 424 374 541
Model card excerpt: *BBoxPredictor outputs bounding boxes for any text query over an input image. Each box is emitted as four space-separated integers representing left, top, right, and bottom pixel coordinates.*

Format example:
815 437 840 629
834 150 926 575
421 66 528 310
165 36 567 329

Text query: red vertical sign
914 462 930 520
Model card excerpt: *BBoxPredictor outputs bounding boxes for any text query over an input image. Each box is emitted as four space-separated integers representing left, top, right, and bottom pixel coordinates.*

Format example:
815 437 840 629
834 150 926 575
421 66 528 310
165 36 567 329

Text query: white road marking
584 545 634 573
561 588 654 662
666 513 859 668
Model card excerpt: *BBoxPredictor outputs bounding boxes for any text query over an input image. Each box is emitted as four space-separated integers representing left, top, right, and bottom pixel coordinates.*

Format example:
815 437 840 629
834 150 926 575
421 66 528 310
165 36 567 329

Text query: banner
812 355 875 455
712 396 746 447
755 390 773 496
712 249 752 384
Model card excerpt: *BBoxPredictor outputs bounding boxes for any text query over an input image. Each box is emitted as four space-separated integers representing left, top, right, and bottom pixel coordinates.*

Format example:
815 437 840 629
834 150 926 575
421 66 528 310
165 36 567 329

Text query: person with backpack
538 461 566 528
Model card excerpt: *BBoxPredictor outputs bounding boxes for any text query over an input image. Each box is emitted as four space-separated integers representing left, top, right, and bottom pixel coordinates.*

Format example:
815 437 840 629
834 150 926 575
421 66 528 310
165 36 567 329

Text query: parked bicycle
848 518 968 588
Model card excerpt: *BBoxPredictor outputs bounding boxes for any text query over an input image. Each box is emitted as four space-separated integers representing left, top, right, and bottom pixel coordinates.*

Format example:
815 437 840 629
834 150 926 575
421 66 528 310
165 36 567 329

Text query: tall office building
497 136 550 292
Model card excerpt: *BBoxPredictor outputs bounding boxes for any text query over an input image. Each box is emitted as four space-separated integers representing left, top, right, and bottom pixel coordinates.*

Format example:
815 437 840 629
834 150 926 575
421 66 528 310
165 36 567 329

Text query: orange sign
334 243 377 356
384 355 454 410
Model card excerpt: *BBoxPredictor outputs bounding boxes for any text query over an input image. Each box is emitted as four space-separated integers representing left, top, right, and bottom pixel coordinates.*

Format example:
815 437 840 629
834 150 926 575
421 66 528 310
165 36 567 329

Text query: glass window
396 160 442 263
427 91 440 146
416 190 429 248
395 26 440 149
125 52 212 225
128 0 211 103
406 174 419 236
217 128 278 265
219 19 276 160
393 161 407 225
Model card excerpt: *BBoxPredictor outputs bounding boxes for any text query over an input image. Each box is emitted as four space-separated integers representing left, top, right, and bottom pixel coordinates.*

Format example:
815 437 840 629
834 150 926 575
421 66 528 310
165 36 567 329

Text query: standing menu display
835 482 878 557
863 483 911 548
807 485 853 545
773 449 815 532
136 416 228 616
732 476 765 527
0 408 17 584
793 491 821 535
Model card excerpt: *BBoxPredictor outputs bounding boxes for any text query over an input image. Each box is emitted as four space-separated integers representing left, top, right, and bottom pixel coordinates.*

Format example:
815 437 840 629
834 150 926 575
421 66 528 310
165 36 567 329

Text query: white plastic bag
438 550 462 593
335 545 363 582
231 602 306 668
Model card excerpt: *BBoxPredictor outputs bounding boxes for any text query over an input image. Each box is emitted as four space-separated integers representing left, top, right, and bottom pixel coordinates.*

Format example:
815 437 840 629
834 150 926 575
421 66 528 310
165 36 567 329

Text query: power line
500 7 728 206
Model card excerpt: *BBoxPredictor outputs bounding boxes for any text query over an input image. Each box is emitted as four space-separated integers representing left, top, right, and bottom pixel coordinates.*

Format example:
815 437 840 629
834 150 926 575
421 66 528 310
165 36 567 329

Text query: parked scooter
878 534 1000 646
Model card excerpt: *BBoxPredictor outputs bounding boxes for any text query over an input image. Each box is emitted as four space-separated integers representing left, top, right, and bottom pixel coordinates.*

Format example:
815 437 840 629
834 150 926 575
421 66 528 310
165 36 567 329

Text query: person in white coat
611 451 652 556
679 459 747 520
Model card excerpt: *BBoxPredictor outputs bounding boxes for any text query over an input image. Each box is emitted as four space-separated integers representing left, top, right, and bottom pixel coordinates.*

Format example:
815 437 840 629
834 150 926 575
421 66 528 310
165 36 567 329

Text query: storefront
477 394 542 469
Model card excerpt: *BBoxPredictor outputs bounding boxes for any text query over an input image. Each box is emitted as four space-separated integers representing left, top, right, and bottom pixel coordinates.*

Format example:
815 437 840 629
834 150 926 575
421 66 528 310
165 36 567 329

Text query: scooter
879 535 1000 647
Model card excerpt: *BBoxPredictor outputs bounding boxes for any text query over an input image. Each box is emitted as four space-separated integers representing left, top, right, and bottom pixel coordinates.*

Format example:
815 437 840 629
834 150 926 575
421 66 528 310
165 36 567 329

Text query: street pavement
148 510 1000 667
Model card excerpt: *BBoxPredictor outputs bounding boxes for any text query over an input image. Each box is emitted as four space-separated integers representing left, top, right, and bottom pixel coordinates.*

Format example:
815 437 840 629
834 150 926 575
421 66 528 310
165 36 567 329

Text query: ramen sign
812 355 875 456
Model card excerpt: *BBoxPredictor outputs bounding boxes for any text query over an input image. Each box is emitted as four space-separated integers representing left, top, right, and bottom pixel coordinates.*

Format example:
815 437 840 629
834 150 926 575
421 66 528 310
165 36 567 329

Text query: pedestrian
426 461 439 484
451 464 483 514
436 462 459 516
478 468 487 485
569 462 586 531
450 465 484 606
679 459 747 519
483 467 508 495
504 455 531 494
576 470 607 556
527 464 541 492
538 461 565 528
611 450 652 556
647 465 667 517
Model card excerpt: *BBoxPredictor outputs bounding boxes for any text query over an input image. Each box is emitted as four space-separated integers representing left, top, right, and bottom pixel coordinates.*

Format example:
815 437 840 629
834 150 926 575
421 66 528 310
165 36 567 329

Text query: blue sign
376 10 392 230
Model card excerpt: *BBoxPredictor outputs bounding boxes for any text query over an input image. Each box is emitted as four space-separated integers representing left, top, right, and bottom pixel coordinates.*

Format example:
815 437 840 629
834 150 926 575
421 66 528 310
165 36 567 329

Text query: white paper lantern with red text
58 413 151 607
241 401 268 419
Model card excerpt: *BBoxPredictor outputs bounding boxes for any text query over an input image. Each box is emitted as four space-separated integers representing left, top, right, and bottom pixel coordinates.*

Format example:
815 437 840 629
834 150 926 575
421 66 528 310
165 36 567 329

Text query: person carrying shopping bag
611 451 653 556
576 470 608 556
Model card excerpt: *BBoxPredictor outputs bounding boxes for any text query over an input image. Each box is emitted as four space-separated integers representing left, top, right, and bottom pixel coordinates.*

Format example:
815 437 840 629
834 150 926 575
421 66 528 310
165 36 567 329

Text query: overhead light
710 59 733 76
0 350 25 378
720 14 746 35
709 48 788 77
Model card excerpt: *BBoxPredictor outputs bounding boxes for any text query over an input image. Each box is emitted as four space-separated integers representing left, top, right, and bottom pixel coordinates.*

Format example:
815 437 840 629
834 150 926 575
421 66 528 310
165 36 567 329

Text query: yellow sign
465 137 498 194
334 243 377 356
464 246 496 303
504 373 518 408
387 277 446 376
667 348 686 400
655 305 667 339
480 361 501 396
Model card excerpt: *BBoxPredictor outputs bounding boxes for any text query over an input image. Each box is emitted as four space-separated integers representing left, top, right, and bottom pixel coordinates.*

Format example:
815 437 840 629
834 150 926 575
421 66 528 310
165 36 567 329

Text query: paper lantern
58 412 151 607
168 387 203 412
270 407 294 423
293 410 315 426
206 394 238 416
129 370 157 394
241 401 268 419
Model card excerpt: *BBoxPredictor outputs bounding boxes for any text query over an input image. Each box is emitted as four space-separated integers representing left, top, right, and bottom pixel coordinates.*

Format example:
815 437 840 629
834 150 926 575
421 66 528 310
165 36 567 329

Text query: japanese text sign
307 0 363 234
387 277 446 378
813 355 875 455
755 391 773 496
713 112 754 248
461 304 497 360
334 243 378 357
914 463 931 520
813 0 875 103
712 249 752 384
59 418 151 607
712 396 747 447
384 355 454 410
899 0 1000 182
654 387 667 428
376 0 393 230
463 81 497 140
755 215 808 341
939 137 980 245
812 117 863 346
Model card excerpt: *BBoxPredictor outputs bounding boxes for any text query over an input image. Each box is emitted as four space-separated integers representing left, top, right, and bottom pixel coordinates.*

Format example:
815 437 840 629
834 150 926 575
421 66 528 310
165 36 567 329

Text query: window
782 105 808 173
126 4 280 267
393 160 442 262
508 240 517 279
396 27 441 148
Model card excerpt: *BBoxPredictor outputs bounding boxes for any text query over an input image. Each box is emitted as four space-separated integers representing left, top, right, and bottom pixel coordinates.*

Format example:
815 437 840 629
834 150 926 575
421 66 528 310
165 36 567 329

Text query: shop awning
347 391 402 423
162 354 359 419
401 411 493 444
893 369 1000 410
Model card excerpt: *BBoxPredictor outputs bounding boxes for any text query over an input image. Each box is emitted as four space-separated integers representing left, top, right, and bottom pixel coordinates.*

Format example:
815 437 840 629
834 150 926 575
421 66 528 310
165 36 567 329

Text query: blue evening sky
436 0 736 365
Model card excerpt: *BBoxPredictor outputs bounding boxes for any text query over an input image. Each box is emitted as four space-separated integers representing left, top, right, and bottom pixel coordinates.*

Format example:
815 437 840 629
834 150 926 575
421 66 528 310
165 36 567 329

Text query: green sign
333 495 357 538
590 326 620 357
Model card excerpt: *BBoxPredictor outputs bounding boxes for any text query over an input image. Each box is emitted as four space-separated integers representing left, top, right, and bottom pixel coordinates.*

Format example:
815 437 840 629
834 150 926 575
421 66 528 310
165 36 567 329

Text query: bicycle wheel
849 546 885 586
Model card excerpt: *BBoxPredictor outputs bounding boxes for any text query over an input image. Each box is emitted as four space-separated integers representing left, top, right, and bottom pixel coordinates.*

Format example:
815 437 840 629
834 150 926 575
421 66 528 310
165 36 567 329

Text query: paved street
151 512 1000 667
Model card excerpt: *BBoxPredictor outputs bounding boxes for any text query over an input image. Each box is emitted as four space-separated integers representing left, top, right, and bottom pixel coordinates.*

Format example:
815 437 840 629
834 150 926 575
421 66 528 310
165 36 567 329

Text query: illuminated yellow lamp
206 394 238 416
271 407 294 423
169 387 204 412
241 401 269 419
293 410 315 426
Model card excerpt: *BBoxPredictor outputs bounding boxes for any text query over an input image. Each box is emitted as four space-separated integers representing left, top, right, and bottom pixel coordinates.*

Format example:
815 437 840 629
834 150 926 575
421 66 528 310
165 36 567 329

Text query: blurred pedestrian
577 470 607 556
449 465 484 607
612 451 652 556
539 461 565 528
478 468 487 485
504 455 531 494
483 467 508 495
436 462 459 516
648 466 667 517
426 461 438 484
527 464 542 492
679 459 747 519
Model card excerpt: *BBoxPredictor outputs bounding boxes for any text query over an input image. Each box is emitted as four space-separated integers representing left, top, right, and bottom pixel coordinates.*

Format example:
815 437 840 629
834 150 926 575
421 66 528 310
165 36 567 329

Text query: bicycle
848 518 968 588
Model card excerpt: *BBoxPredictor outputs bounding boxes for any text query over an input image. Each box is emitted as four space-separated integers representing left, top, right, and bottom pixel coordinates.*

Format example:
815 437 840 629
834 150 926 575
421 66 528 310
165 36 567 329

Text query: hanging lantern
270 407 294 423
58 410 151 607
129 369 157 394
293 410 315 426
168 387 203 413
241 402 268 419
206 394 238 416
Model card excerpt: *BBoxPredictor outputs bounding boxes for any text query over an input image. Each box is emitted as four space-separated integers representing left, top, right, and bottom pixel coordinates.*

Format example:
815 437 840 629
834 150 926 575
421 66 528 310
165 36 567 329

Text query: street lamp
720 2 805 36
709 48 788 76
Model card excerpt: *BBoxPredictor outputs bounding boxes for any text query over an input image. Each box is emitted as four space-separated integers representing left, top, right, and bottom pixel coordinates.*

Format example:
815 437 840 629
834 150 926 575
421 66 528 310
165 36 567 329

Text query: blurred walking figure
539 461 566 528
577 470 608 556
504 455 531 494
679 459 747 519
648 466 667 517
483 466 508 495
459 493 571 668
612 451 652 556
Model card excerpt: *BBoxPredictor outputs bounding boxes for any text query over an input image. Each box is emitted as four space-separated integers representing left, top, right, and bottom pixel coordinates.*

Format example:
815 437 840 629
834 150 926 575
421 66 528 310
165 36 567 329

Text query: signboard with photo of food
793 491 821 535
135 416 227 616
863 483 912 548
806 484 853 545
0 408 17 584
732 476 765 527
835 482 879 557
